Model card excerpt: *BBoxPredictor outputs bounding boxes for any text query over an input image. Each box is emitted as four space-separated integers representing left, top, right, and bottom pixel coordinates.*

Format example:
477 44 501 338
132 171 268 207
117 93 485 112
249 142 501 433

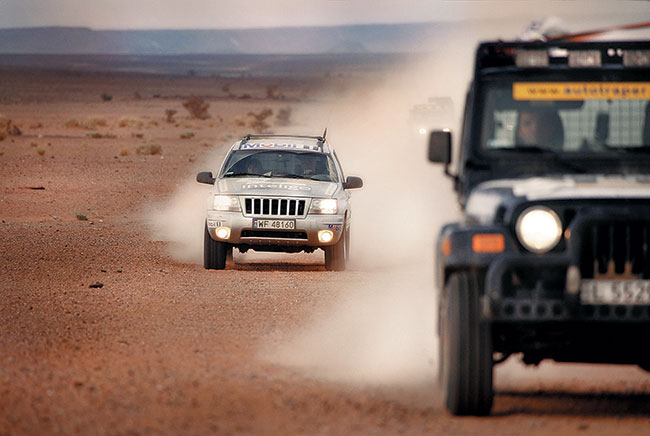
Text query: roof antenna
322 127 327 141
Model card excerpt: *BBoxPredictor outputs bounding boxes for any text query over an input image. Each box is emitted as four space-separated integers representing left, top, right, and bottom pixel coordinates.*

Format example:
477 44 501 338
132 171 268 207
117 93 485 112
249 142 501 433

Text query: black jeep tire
204 223 228 270
324 227 346 271
439 272 493 416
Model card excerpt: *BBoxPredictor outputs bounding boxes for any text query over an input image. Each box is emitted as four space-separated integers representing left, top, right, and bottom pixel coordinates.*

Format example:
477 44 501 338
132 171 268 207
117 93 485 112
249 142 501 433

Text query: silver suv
196 134 363 270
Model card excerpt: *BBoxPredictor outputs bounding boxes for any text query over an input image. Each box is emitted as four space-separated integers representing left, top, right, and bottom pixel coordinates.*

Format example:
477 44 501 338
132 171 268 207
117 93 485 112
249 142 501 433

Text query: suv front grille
243 197 307 217
574 219 650 279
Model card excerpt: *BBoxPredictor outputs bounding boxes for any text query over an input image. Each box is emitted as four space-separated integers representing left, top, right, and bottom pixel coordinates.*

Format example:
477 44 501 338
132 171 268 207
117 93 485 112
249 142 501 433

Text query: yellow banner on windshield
513 82 650 100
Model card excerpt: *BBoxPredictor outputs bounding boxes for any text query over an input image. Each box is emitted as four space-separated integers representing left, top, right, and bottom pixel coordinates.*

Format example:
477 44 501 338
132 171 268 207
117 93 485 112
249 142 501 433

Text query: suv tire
324 227 346 271
439 272 493 415
204 223 227 270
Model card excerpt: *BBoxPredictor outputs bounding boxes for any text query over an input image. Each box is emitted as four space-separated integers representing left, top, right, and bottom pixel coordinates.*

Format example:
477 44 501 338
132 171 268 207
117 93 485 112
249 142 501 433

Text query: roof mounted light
568 50 601 67
515 49 548 67
623 50 650 67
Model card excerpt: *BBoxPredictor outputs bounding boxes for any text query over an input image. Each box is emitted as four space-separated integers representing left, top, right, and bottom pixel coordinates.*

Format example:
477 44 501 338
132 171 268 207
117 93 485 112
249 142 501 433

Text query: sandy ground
1 65 649 436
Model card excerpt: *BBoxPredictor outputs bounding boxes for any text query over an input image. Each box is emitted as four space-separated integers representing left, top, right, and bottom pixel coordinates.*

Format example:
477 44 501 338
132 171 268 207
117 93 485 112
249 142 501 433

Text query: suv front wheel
324 226 346 271
439 272 493 415
204 223 228 270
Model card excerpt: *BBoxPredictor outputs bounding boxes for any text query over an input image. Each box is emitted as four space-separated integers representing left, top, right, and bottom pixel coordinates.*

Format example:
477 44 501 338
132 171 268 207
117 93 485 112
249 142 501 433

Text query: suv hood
466 175 650 223
216 177 338 197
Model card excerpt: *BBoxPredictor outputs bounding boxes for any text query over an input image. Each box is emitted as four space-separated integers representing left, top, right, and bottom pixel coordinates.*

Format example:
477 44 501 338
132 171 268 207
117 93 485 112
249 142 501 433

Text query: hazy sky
1 0 649 30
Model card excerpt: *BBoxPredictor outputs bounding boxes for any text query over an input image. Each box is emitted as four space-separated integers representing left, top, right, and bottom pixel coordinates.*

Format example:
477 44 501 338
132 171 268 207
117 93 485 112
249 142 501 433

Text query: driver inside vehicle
299 153 321 176
515 108 564 150
245 157 263 175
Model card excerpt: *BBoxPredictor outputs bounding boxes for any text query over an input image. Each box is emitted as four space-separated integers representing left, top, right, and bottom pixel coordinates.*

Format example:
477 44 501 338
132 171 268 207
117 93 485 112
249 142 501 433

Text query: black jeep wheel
324 227 346 271
204 223 228 270
439 272 493 416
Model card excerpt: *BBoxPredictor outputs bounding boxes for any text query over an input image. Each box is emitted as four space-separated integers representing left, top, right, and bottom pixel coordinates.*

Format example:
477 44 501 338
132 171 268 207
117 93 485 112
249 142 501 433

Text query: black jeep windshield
480 80 650 155
221 150 339 182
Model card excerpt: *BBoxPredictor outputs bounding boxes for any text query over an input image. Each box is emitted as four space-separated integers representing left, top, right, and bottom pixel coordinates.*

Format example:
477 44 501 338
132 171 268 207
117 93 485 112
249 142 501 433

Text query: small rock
76 213 88 221
89 282 104 289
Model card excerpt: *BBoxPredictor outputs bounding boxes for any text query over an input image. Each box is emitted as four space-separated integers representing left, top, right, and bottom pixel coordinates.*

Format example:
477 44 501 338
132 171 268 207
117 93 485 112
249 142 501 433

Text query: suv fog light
216 226 231 240
515 206 562 254
318 230 334 243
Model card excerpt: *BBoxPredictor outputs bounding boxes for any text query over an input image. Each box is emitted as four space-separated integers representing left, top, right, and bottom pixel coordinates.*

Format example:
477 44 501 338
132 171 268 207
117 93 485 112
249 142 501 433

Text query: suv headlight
515 206 562 253
212 195 241 212
309 198 338 214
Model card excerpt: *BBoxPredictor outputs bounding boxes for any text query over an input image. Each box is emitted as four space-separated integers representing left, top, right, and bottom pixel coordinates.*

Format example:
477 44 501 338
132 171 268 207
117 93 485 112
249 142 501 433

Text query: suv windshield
221 150 340 182
480 80 650 155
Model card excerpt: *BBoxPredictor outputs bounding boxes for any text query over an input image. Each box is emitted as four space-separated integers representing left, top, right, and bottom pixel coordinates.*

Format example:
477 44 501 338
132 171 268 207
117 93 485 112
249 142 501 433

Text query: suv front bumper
206 210 345 248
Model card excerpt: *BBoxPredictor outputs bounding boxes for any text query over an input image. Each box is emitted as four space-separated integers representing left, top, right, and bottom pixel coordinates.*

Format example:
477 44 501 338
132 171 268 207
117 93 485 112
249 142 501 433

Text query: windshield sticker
513 82 650 101
242 183 311 191
240 142 321 151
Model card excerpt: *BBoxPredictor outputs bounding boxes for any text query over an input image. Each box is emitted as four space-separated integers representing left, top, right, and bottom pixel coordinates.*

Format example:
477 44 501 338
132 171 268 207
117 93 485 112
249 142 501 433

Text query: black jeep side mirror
428 130 452 164
196 171 216 185
343 176 363 189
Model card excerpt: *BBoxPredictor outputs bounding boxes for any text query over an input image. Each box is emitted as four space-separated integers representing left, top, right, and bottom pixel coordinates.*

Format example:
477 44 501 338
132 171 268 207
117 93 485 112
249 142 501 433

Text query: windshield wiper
223 171 271 178
269 173 309 179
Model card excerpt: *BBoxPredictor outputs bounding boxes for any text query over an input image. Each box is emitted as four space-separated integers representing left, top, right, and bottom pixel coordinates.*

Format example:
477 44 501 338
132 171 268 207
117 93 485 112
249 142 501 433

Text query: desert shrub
180 131 195 139
136 143 162 155
266 85 285 100
165 109 177 123
119 147 129 156
235 119 246 127
248 108 273 133
275 107 292 126
86 132 116 139
133 91 142 100
101 93 113 102
37 149 45 156
30 141 38 147
239 94 252 100
131 133 144 139
0 116 21 139
30 122 43 129
148 120 159 127
65 119 81 128
118 117 143 128
182 95 210 120
82 118 108 130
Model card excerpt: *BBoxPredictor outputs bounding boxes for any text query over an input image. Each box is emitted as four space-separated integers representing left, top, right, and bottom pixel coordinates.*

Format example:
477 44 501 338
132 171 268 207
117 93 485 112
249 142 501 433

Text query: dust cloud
146 150 226 265
257 53 466 399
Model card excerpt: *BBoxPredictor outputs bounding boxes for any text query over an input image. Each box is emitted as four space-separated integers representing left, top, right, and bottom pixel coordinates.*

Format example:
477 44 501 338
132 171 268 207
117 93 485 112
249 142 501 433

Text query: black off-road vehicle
429 40 650 415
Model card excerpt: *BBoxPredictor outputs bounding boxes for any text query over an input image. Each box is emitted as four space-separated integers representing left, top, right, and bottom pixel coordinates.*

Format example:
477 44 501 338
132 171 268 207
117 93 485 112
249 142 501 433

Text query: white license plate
252 219 295 230
580 280 650 305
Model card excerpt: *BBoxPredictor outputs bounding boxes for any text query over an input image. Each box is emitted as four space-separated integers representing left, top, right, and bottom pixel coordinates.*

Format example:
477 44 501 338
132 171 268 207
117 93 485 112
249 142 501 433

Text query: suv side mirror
428 130 452 164
343 176 363 189
196 171 216 185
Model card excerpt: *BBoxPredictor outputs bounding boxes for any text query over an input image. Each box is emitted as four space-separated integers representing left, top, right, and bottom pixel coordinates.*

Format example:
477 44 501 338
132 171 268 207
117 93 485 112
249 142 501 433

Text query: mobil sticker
241 142 320 151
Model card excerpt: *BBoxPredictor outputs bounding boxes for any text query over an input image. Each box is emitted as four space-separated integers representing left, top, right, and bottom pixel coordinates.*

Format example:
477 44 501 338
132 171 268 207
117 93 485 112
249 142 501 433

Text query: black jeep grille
244 197 306 217
573 218 650 279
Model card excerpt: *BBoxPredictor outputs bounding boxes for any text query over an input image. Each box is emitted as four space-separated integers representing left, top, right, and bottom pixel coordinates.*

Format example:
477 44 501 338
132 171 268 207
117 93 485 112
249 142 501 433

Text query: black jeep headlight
515 206 562 254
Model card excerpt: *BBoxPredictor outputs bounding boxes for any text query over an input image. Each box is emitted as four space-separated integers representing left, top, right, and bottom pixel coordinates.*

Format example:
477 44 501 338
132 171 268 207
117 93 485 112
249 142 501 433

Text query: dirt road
1 66 649 435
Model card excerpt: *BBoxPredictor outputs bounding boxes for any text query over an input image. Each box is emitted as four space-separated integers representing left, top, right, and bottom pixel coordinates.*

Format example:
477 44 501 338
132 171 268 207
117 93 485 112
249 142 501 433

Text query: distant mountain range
0 23 452 55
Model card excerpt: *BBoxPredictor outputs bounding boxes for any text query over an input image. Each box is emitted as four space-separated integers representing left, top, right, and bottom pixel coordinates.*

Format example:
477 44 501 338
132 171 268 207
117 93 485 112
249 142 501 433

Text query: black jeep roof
476 40 650 76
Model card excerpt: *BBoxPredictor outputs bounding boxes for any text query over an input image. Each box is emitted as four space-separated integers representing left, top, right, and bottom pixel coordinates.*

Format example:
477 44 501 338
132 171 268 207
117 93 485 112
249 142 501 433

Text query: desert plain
0 57 649 435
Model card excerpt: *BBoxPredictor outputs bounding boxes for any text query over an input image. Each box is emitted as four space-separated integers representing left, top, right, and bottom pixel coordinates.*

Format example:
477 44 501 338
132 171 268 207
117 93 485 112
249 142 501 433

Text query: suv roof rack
241 134 325 146
476 40 650 73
